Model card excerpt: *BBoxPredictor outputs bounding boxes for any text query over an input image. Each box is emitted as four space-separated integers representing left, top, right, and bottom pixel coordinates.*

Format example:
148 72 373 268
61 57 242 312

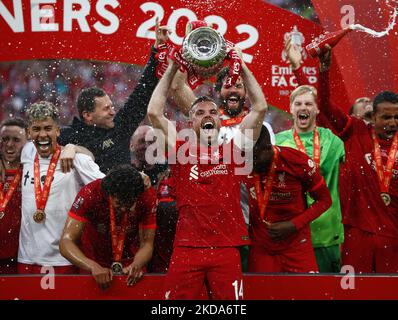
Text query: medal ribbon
293 127 321 167
371 129 398 194
220 109 248 127
253 146 279 221
34 146 61 212
221 116 245 127
0 168 22 213
109 198 131 262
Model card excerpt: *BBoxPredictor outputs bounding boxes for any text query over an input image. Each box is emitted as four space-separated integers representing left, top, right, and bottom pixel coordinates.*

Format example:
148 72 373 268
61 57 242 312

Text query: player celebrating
288 40 398 273
148 56 267 299
18 102 104 274
0 119 27 274
276 84 345 273
248 125 332 273
60 165 157 290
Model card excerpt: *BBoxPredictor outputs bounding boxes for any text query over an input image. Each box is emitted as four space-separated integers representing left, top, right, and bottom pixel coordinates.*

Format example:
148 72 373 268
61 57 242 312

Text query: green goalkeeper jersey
276 127 345 247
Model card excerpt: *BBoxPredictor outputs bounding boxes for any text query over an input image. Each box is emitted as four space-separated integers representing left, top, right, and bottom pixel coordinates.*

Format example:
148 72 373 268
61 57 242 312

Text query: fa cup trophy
155 20 242 89
181 21 228 79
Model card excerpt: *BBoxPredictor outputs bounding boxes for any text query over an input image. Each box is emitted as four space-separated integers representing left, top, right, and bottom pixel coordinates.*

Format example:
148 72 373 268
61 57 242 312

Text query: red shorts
342 226 398 273
17 263 78 274
164 247 244 300
248 239 318 273
0 258 18 274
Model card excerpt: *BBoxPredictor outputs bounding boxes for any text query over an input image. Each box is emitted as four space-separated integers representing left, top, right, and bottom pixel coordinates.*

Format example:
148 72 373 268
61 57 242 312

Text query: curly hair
26 101 60 125
101 165 145 204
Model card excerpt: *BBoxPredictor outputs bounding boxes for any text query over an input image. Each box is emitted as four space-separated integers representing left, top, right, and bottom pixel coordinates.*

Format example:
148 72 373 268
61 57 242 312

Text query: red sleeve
318 70 353 140
293 66 309 86
137 187 158 229
68 181 100 223
291 157 332 230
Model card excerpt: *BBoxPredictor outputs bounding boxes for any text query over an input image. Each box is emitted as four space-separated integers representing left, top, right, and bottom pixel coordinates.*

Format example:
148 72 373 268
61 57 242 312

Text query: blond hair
26 101 60 125
290 85 317 105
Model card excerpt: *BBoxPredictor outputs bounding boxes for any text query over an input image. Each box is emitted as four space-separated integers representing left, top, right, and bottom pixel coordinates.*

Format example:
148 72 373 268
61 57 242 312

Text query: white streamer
350 1 398 37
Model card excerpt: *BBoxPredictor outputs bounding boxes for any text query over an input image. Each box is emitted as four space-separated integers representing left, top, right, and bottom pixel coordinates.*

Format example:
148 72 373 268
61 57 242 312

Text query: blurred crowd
0 0 314 129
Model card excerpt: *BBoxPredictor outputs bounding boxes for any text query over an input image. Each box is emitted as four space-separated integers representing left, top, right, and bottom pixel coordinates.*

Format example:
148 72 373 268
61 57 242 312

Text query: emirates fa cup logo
282 26 307 62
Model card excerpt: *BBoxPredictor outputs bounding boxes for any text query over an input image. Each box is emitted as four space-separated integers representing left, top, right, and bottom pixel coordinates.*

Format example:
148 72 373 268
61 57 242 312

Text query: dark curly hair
101 165 145 204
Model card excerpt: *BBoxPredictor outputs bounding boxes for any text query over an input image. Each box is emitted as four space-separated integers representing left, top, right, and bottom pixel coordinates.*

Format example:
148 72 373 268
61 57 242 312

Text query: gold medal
33 209 46 223
111 262 123 275
0 212 4 220
381 193 391 206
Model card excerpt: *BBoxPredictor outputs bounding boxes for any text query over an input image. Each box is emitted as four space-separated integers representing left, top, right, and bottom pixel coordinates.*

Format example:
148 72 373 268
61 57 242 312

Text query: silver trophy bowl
182 27 227 78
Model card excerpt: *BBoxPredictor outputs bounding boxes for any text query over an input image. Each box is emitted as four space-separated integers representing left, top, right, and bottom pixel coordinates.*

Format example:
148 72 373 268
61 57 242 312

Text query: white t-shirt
218 116 276 146
18 142 105 266
217 115 275 225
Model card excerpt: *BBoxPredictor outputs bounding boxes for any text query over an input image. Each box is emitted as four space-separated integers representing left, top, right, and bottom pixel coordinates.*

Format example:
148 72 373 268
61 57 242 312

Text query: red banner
0 0 323 112
1 274 398 300
311 0 398 110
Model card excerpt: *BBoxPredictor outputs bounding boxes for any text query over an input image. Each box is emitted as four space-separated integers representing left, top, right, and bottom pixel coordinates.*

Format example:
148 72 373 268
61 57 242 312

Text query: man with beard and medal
18 102 104 274
291 42 398 273
60 165 157 290
0 118 27 274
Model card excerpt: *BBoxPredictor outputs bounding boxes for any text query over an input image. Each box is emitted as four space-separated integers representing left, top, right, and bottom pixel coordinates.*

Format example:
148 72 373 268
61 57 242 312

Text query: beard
221 94 246 117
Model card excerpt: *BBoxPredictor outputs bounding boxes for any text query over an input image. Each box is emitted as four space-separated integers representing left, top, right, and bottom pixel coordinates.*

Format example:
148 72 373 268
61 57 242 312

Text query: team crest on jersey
307 159 317 176
277 172 286 188
212 150 221 161
72 196 84 210
102 138 115 150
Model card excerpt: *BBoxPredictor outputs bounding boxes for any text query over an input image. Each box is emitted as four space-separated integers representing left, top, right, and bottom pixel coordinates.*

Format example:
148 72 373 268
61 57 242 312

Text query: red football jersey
248 147 331 252
333 117 397 236
318 72 398 237
170 141 249 247
69 179 157 267
0 169 22 259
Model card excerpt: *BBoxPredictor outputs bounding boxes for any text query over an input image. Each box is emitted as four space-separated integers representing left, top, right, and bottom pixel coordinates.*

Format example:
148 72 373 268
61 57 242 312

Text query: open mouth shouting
200 118 217 136
226 95 240 108
36 140 52 153
297 111 311 126
385 128 397 139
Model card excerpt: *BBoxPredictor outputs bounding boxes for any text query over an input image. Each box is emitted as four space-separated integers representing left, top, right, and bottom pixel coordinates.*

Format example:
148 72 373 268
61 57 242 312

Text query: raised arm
169 70 196 116
285 38 309 86
147 62 179 150
115 19 173 137
239 61 268 141
317 48 351 137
